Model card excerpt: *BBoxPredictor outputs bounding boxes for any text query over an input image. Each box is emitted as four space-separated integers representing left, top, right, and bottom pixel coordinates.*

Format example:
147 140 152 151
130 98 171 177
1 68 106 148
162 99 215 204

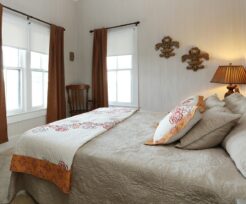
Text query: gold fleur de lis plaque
155 36 180 59
182 47 209 71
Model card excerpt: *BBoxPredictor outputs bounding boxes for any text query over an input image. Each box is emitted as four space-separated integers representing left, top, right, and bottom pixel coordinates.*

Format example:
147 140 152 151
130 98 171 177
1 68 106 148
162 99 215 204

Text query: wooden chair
66 84 93 116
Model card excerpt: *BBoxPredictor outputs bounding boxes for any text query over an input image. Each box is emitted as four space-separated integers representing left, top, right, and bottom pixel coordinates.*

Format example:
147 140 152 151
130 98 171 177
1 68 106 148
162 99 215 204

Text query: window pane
31 52 41 69
3 69 6 83
118 55 132 69
44 72 48 107
108 71 117 102
3 47 18 67
41 54 49 70
6 70 21 111
117 70 131 103
32 71 43 107
19 49 26 68
107 56 117 70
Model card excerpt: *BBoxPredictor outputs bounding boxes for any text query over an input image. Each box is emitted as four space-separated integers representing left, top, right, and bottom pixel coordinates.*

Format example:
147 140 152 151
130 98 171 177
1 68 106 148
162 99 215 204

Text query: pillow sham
205 94 225 109
145 106 201 145
209 106 231 113
224 93 246 114
222 113 246 178
180 95 206 113
176 109 241 150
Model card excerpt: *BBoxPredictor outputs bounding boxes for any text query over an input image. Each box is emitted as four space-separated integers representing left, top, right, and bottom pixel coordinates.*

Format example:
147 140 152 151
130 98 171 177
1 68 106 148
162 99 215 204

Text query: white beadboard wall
1 0 246 142
0 0 80 138
76 0 246 112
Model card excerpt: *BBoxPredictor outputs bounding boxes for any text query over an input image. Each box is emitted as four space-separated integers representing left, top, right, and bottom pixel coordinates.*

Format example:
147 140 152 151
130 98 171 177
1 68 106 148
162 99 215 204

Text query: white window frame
3 45 25 116
107 27 139 108
29 51 49 111
2 12 49 123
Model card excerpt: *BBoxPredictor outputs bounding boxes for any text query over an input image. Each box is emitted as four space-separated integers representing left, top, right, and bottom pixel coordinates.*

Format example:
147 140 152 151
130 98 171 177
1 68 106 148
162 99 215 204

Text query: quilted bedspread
10 107 137 193
8 111 246 204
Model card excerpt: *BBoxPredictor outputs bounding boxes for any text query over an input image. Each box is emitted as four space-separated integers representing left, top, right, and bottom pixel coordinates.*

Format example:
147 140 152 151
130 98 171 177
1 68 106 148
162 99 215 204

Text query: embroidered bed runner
10 107 137 193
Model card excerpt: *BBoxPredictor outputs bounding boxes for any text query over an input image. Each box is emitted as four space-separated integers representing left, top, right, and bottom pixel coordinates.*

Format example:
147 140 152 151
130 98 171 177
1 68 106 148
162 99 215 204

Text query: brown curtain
0 4 8 144
47 25 66 123
92 28 108 108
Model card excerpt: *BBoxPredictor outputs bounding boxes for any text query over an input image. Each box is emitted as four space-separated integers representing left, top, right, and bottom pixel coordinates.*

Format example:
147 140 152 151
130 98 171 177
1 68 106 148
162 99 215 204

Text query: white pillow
180 95 206 113
176 109 240 150
224 93 246 114
145 106 201 145
209 106 231 113
223 113 246 178
205 94 225 109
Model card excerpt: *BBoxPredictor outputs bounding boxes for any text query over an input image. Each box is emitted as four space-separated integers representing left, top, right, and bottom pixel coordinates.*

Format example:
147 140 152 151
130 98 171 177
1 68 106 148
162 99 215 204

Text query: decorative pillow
180 95 206 113
224 93 246 114
209 106 231 113
176 109 241 150
205 94 225 109
222 113 246 178
145 106 202 145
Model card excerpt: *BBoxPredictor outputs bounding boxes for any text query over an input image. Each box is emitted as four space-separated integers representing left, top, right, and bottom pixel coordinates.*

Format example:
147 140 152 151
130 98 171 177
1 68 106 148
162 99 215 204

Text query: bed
7 110 246 204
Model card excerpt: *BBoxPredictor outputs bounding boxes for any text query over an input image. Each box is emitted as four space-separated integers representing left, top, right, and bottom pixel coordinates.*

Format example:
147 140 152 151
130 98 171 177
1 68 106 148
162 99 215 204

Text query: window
2 12 50 116
107 27 138 107
3 46 25 113
31 52 48 108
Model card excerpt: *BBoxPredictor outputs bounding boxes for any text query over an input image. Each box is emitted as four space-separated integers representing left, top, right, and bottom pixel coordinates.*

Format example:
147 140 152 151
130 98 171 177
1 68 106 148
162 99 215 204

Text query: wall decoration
69 52 75 61
155 36 180 59
182 47 209 71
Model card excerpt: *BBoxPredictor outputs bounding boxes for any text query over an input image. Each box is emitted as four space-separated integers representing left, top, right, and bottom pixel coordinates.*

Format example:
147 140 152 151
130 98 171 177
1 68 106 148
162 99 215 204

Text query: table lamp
211 63 246 97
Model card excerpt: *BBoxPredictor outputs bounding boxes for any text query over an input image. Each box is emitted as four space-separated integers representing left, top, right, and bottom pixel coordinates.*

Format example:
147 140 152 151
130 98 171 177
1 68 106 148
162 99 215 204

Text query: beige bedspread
8 111 246 204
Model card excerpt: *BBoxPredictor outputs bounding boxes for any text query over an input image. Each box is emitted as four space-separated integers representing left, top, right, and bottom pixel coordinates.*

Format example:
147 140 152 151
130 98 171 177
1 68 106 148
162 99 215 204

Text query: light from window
107 27 138 107
2 11 50 116
5 69 21 111
3 47 19 67
117 70 131 103
32 71 43 107
118 55 132 69
31 52 48 108
31 52 41 69
107 55 132 104
3 46 25 112
107 70 117 102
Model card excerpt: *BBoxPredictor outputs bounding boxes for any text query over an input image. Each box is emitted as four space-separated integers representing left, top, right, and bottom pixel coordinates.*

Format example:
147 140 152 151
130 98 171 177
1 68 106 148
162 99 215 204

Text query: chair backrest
66 84 90 116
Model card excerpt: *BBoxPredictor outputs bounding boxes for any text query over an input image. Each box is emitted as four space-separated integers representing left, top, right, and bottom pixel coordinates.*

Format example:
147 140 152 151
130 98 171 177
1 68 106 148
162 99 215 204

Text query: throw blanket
10 107 137 193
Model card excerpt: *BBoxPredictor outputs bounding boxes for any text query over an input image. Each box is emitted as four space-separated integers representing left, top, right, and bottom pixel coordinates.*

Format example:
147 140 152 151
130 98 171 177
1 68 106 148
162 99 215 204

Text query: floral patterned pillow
145 105 202 145
180 95 206 113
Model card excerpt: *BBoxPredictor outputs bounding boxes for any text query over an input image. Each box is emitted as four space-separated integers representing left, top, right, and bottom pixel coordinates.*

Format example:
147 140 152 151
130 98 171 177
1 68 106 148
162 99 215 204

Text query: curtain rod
2 5 66 31
90 21 140 33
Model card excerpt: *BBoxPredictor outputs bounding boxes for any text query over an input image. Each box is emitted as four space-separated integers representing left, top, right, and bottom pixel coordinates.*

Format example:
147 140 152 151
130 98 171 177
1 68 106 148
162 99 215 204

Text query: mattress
8 111 246 204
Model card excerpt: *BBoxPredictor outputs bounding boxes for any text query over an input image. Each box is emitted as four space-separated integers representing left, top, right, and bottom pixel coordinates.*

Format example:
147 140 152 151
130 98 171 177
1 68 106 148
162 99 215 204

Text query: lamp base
224 84 239 98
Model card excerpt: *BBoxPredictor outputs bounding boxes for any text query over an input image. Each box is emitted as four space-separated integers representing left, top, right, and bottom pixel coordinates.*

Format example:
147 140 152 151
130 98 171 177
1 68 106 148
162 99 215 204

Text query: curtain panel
0 4 8 144
47 25 66 123
92 28 108 108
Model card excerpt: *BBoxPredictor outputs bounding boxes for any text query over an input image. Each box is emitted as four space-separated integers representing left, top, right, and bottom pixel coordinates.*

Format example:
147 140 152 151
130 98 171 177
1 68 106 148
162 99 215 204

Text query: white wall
2 0 246 139
0 0 80 138
77 0 246 112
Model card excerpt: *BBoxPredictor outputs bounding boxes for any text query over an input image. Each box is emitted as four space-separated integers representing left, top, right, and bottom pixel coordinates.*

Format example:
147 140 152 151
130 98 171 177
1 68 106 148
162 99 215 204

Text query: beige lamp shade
211 64 246 84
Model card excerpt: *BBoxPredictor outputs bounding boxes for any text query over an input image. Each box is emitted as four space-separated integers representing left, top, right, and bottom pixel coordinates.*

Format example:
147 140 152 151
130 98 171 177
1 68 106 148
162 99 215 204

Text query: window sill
7 109 47 124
